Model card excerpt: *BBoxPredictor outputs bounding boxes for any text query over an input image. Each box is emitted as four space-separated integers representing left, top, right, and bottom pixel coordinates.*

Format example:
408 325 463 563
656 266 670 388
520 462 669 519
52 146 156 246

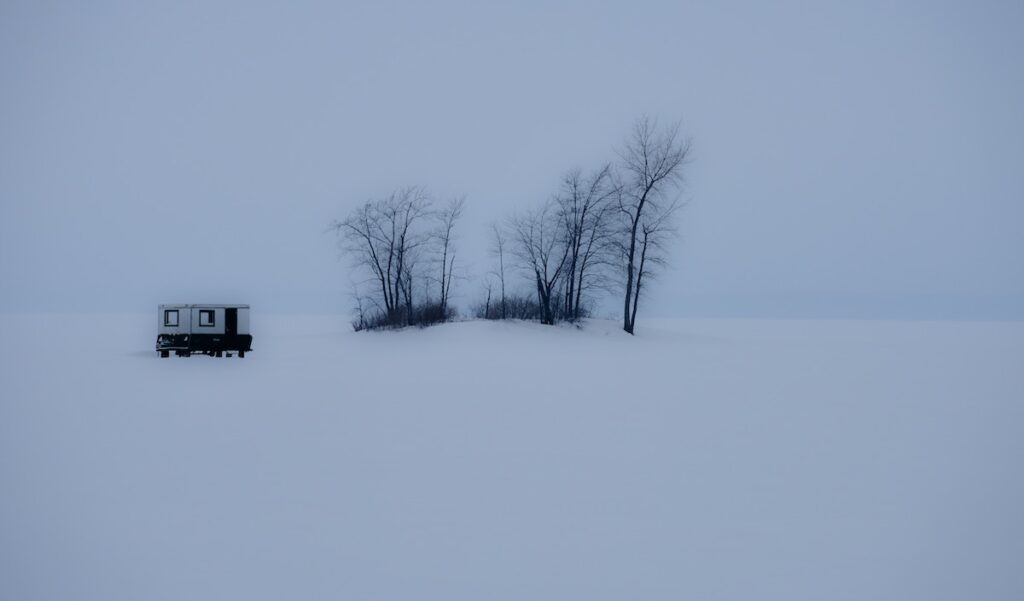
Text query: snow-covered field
1 314 1021 600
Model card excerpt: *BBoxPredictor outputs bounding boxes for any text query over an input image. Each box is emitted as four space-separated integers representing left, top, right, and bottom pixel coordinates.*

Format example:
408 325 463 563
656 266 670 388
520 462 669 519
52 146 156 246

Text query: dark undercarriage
156 333 253 358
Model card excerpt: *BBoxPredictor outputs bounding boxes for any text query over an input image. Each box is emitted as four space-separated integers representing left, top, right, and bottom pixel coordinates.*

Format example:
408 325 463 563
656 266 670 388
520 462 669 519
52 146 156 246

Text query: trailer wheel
238 351 245 358
216 351 223 358
160 350 169 358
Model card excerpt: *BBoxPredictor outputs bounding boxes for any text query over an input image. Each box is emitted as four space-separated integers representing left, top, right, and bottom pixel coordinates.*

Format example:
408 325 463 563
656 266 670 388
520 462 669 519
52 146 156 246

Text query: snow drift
1 315 1021 600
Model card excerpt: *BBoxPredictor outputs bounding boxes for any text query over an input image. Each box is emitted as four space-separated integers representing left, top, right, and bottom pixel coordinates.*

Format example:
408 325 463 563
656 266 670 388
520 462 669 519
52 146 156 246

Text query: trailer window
199 310 215 327
164 310 179 327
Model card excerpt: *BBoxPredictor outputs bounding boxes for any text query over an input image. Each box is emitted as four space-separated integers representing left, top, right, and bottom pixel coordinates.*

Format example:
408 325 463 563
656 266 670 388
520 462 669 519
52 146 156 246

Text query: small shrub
352 303 456 331
471 294 591 323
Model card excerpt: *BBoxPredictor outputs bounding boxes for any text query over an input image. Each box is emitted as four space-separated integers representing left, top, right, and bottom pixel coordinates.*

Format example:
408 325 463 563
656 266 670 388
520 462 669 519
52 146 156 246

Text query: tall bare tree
617 117 690 334
509 201 571 325
332 186 433 327
434 197 465 316
490 223 508 319
625 197 679 332
480 273 497 319
556 164 617 321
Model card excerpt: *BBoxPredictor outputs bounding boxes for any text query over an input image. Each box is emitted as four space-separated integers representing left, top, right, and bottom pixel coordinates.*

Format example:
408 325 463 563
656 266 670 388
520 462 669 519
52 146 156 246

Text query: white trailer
156 304 253 358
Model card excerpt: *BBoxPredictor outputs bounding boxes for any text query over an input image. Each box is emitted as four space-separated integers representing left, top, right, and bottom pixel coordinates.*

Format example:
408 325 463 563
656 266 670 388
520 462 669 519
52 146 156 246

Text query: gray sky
2 0 1021 318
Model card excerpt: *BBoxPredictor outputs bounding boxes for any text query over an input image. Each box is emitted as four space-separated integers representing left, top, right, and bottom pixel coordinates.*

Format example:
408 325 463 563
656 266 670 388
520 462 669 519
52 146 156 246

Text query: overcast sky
2 0 1021 318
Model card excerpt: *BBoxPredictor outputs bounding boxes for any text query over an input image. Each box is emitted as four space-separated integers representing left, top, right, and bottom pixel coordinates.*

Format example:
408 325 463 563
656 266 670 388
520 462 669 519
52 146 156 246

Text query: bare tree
434 197 465 316
617 117 691 334
509 201 571 325
349 277 372 331
556 164 617 321
480 273 496 318
331 186 433 327
490 223 508 319
626 197 680 333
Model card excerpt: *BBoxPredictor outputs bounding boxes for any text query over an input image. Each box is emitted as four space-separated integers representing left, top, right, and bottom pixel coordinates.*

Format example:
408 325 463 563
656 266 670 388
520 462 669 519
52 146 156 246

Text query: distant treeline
332 116 691 335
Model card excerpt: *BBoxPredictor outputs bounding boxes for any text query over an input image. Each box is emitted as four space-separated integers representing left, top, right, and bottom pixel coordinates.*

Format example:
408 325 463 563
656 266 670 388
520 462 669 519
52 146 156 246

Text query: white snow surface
1 314 1022 600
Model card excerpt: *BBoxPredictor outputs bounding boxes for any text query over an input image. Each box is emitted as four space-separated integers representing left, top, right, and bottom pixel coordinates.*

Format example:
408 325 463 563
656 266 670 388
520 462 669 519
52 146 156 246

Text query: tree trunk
623 221 640 332
535 271 548 325
439 243 448 314
627 233 650 334
623 260 635 334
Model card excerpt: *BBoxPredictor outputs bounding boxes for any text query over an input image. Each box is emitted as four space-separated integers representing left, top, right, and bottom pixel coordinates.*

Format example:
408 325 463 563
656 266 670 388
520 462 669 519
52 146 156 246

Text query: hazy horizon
2 1 1022 319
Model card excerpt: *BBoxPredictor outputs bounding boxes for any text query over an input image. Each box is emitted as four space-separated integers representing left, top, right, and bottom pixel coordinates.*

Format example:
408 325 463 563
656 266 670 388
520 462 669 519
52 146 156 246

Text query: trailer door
225 308 237 336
